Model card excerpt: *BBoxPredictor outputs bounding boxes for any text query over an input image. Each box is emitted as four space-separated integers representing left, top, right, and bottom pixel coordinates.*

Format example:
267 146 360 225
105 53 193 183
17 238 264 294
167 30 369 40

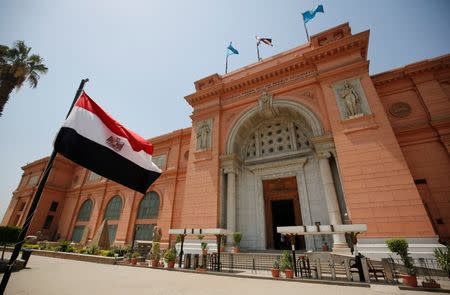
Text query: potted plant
201 241 208 255
130 252 140 265
232 232 242 253
280 250 294 279
386 239 417 287
149 242 160 268
271 258 280 278
321 235 329 251
164 247 177 269
434 246 450 279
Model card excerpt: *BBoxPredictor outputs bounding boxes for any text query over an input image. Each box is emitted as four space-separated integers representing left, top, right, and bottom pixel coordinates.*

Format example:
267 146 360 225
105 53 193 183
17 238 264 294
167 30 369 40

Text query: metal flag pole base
0 78 89 294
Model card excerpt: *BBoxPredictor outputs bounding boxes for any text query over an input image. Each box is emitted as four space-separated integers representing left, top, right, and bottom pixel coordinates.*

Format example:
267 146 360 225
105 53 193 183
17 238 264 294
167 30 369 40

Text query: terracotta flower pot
401 275 417 287
271 268 280 278
202 249 208 255
167 261 175 269
130 258 137 265
232 247 240 253
284 269 294 279
150 259 159 268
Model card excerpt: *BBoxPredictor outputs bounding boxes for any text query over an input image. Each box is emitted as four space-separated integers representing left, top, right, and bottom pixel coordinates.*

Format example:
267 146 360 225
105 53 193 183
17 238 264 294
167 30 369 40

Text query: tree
0 40 48 117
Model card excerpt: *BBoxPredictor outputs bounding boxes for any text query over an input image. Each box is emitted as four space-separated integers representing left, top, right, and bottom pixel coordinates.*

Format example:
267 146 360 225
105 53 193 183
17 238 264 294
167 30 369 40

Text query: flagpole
303 21 310 42
256 41 261 62
0 78 89 294
225 53 229 74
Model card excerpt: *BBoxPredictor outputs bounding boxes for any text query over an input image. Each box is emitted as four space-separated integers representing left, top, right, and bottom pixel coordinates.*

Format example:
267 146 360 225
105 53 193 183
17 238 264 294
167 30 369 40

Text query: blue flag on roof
302 4 324 23
227 43 239 56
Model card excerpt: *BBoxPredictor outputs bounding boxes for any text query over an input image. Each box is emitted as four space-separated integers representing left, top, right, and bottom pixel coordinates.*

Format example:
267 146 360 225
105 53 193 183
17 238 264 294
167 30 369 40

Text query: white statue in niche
196 121 211 150
339 81 361 118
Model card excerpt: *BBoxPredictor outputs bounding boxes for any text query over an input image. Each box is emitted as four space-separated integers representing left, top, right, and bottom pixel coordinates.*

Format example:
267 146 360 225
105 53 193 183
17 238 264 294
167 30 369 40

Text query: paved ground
2 255 449 295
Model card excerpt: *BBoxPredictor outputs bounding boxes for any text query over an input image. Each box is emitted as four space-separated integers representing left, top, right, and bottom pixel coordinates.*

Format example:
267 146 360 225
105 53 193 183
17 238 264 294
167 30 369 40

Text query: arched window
77 199 93 221
137 192 160 219
104 196 122 220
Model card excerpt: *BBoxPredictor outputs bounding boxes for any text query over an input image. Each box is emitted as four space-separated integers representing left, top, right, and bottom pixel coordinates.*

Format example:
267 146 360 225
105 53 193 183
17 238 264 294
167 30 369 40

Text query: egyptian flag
256 36 273 46
54 91 162 193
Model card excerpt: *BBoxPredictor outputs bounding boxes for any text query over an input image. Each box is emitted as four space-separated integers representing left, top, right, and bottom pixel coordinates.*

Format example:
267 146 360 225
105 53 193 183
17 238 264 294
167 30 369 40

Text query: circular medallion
389 102 411 118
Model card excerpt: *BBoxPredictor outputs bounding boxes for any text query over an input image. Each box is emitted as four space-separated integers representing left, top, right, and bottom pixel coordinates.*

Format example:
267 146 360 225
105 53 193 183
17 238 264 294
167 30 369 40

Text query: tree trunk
0 78 17 117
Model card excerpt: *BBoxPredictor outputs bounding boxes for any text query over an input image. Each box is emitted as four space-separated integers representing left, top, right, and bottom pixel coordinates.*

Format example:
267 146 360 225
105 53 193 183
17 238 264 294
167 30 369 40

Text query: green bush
280 251 293 272
434 246 450 275
386 239 415 275
23 244 39 250
163 247 176 263
99 250 114 257
57 240 71 252
110 245 130 257
233 232 242 247
85 244 100 255
201 241 208 250
150 242 160 260
0 226 21 245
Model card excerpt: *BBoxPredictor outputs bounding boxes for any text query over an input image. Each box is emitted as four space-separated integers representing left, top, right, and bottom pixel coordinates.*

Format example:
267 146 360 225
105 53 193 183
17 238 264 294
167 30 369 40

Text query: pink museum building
2 23 450 256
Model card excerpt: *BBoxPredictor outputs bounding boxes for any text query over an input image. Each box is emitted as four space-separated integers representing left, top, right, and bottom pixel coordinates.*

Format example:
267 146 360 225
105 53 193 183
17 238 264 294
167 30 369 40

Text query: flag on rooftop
256 36 273 47
302 4 324 23
227 43 239 56
54 91 162 193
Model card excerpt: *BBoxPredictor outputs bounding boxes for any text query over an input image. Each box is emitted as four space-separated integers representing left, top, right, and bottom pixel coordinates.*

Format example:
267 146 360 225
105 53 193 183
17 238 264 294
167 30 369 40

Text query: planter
422 281 441 289
322 244 329 251
196 267 207 272
167 261 175 269
130 258 137 265
271 268 280 278
202 249 208 255
401 275 417 287
284 269 294 279
232 247 240 253
150 259 159 268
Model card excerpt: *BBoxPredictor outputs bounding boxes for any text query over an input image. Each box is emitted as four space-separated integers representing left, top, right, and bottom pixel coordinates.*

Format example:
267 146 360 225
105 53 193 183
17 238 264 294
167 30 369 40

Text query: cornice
185 28 370 108
372 54 450 86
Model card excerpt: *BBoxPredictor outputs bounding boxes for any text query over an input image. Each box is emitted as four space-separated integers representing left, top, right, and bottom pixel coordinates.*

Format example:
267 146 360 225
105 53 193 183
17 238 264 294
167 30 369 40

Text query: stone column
226 169 236 233
317 151 349 253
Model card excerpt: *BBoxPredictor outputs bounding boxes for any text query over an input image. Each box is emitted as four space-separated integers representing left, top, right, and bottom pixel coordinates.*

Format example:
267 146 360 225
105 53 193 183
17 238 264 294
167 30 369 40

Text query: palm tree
0 40 48 117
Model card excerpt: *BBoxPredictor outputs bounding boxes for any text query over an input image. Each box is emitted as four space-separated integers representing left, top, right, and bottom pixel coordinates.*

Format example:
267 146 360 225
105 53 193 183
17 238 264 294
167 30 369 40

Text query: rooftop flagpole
256 37 261 61
0 78 89 294
303 21 310 42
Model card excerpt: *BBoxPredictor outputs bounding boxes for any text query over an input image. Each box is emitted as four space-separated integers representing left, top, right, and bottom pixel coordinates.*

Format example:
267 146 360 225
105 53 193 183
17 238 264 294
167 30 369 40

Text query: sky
0 0 449 219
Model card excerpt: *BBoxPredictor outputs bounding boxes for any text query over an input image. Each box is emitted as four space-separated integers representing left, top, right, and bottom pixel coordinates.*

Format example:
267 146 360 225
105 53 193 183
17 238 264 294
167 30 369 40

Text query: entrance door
263 177 305 250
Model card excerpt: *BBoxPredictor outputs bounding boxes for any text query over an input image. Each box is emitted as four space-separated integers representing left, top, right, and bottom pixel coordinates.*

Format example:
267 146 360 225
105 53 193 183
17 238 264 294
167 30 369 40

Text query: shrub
132 252 140 258
434 246 450 275
386 239 416 275
197 234 204 241
85 244 100 255
110 246 130 257
280 251 293 272
0 226 21 245
23 244 39 250
233 232 242 247
201 242 208 250
99 250 114 257
150 242 160 260
57 240 71 252
273 258 280 269
163 247 176 263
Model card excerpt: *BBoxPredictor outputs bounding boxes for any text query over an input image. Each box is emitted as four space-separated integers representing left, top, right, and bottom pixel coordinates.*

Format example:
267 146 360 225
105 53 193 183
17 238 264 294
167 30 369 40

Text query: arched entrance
221 93 343 251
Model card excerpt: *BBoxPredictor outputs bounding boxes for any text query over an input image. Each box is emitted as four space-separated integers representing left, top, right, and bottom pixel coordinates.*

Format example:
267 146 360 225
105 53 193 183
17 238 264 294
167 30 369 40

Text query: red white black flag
54 91 161 193
256 36 273 46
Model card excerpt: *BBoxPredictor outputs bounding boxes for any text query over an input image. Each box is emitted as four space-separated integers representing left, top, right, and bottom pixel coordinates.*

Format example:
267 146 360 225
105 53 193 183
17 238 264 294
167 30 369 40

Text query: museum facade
2 23 450 256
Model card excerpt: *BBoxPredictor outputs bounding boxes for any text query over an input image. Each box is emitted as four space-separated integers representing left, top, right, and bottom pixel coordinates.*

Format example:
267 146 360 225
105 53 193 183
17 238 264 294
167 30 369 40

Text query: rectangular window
71 225 85 243
43 215 54 229
49 201 59 212
134 224 155 241
108 225 118 245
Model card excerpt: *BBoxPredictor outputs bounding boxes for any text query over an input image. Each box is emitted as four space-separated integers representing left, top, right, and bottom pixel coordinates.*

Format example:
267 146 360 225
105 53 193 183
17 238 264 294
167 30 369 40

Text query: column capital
220 153 241 175
311 134 335 159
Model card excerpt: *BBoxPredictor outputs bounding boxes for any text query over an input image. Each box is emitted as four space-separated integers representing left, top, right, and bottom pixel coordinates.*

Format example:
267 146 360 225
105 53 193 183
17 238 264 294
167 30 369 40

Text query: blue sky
1 0 449 219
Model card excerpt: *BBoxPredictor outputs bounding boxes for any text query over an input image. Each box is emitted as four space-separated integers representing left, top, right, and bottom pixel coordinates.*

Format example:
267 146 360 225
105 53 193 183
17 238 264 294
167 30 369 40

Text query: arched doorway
221 94 334 251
